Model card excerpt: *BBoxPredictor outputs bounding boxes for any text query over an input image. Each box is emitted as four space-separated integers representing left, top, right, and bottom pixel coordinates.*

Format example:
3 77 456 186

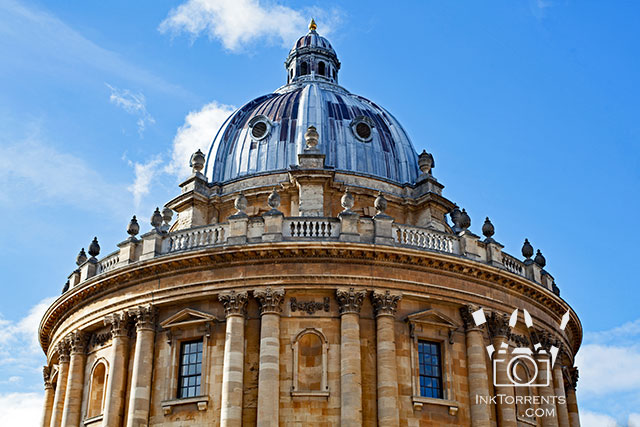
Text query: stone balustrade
167 223 228 252
394 224 458 254
283 218 340 239
97 251 120 274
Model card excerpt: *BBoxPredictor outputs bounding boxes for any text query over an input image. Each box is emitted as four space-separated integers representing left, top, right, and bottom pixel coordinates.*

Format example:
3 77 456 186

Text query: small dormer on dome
285 19 341 84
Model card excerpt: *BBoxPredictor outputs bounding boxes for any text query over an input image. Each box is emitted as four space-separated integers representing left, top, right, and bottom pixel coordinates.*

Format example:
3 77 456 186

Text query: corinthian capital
43 366 53 390
487 311 510 338
254 287 285 315
565 366 579 390
104 311 130 337
459 305 483 331
129 305 157 331
219 290 248 317
336 288 367 314
371 290 402 317
66 330 89 355
56 340 70 363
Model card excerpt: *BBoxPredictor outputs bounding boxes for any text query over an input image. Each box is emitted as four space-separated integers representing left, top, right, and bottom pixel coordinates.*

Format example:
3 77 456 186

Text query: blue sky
0 0 638 425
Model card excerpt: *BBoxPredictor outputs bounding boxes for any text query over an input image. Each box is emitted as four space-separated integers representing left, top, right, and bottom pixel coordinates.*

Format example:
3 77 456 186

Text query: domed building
39 20 582 427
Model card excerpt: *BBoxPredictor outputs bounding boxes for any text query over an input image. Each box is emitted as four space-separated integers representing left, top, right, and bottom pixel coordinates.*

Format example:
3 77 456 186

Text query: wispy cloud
165 101 235 179
159 0 341 52
0 392 43 426
107 84 156 137
127 156 163 209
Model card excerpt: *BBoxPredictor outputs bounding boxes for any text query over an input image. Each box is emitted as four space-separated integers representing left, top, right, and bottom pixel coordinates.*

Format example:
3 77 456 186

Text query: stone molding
104 311 130 338
372 290 402 317
336 287 366 314
254 287 285 315
56 340 70 363
129 305 157 331
487 311 510 338
290 297 330 314
219 290 248 317
66 330 88 355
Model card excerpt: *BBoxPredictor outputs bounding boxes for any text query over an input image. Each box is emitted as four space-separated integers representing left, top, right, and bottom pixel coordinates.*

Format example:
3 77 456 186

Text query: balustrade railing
393 224 458 254
502 253 525 275
284 218 340 239
166 224 227 253
97 251 120 274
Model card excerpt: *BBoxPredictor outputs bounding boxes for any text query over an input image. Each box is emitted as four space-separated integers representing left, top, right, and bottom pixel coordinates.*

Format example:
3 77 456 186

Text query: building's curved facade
39 21 582 427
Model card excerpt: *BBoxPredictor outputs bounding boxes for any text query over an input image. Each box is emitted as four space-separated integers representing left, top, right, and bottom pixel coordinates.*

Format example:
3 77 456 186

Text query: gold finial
309 18 317 31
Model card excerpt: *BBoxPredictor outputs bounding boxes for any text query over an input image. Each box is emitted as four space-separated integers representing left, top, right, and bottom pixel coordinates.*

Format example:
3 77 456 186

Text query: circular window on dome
350 116 374 142
248 115 271 141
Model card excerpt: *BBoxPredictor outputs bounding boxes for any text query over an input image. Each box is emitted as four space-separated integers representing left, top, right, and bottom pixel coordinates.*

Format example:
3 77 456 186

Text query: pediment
406 309 459 330
160 308 217 330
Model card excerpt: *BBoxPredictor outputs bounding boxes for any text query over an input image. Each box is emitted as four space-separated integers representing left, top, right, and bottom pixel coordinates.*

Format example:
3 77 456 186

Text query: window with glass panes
418 340 443 398
178 339 203 398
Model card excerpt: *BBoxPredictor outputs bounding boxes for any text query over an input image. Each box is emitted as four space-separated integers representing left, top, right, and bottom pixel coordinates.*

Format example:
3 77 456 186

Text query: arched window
514 359 536 423
318 61 325 76
333 69 337 80
292 328 329 396
300 62 308 76
87 360 108 418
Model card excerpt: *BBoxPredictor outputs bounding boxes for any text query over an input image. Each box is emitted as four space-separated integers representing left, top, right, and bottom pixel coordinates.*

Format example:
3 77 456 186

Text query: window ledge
161 395 209 415
412 396 459 416
83 414 103 425
517 415 537 425
291 390 330 398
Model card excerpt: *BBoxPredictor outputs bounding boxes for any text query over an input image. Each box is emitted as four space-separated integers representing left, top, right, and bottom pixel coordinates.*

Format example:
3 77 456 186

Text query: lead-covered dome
204 21 420 185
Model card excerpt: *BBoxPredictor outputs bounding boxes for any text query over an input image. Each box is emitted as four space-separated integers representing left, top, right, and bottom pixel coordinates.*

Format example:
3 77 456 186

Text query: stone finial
534 249 546 268
336 288 367 314
104 312 130 338
459 209 471 231
234 193 248 214
162 207 173 231
341 188 354 212
254 287 285 315
151 207 163 230
88 237 100 259
127 215 140 238
418 150 434 175
450 206 462 233
129 305 156 331
304 125 319 150
371 290 402 317
190 149 205 174
267 188 281 210
61 280 69 294
219 291 248 317
482 217 495 243
487 311 510 338
66 330 89 355
76 248 87 266
374 192 388 215
522 238 534 260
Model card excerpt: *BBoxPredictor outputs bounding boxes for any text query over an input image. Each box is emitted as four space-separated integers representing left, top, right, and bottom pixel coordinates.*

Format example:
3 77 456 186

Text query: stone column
459 306 492 427
553 361 570 427
126 305 157 427
61 331 88 427
565 367 580 427
336 288 367 427
102 312 130 427
535 351 559 427
488 312 517 427
254 288 285 427
372 290 402 427
219 291 248 427
49 342 70 427
41 367 55 427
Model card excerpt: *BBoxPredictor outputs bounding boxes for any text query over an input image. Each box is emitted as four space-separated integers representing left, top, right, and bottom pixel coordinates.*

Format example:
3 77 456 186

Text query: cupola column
254 288 285 427
40 367 55 427
49 342 70 427
102 312 130 427
336 288 367 427
459 306 492 426
219 291 248 427
553 359 571 427
535 349 559 427
565 368 581 427
488 312 517 427
60 330 88 427
126 305 157 427
372 290 402 427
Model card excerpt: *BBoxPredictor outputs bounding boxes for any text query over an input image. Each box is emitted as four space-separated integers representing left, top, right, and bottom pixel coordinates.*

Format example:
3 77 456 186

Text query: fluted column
488 312 517 427
219 291 248 427
61 331 88 427
553 361 570 427
50 342 70 427
126 305 157 427
565 367 580 427
460 305 492 427
336 288 367 427
254 288 285 427
102 312 130 427
372 290 402 427
41 367 55 427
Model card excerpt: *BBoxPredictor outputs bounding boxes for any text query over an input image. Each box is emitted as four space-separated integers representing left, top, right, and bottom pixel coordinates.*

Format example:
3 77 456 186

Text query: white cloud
0 392 43 427
165 101 235 179
159 0 340 52
127 156 163 209
107 84 155 137
630 413 640 427
580 410 619 427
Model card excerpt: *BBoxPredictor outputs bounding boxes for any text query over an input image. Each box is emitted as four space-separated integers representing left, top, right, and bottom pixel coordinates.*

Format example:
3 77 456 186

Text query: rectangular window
418 340 443 399
178 339 203 398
